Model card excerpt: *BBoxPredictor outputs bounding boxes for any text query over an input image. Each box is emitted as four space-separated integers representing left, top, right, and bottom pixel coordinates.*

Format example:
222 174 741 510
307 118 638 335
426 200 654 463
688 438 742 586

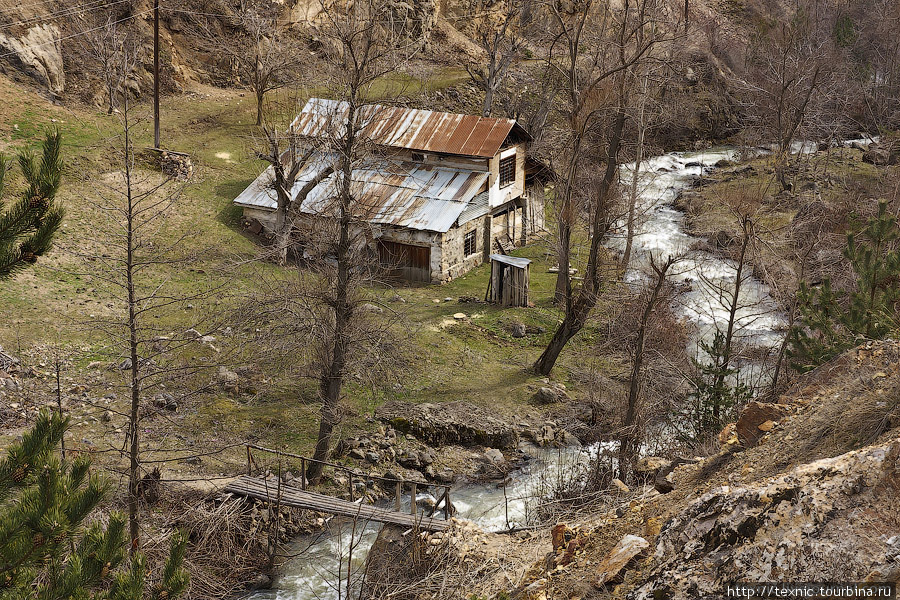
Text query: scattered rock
595 534 649 587
510 322 527 338
735 400 792 446
611 478 630 493
152 393 178 411
533 385 569 404
101 411 113 422
452 312 467 320
635 456 672 478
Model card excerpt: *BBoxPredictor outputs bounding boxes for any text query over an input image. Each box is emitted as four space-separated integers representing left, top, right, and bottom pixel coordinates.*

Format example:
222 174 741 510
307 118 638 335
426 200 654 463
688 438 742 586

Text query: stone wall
440 218 486 281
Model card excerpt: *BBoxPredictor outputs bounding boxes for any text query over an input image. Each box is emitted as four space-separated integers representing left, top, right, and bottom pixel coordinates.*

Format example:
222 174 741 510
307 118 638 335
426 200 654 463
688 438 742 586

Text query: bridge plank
224 475 450 531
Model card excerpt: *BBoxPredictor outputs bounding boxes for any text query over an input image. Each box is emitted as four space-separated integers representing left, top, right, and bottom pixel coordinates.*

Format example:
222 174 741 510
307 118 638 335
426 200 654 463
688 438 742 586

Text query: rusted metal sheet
293 99 520 158
233 155 490 233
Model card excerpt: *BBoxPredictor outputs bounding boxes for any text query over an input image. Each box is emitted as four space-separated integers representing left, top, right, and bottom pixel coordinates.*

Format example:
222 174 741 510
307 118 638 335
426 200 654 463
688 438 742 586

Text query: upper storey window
499 154 516 187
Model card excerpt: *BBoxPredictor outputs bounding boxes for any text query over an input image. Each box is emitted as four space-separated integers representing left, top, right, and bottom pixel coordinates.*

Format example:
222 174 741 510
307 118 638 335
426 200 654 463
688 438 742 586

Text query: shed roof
292 98 531 159
233 156 490 233
490 254 531 268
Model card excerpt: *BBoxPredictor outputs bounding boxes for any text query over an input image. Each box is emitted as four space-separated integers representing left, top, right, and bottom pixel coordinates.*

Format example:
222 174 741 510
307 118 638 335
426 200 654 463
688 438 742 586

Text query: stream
249 148 789 599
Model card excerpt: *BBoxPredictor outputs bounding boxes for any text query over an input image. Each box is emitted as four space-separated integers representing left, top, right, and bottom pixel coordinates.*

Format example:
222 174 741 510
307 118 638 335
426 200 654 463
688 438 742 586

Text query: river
249 147 789 599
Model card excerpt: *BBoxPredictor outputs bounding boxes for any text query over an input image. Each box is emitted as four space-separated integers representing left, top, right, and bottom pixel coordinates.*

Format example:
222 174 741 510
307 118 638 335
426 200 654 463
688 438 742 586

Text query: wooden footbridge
224 445 452 532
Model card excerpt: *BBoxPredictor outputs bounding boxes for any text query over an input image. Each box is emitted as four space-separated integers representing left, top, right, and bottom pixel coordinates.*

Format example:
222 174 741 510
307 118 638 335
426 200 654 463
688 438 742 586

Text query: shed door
378 241 431 283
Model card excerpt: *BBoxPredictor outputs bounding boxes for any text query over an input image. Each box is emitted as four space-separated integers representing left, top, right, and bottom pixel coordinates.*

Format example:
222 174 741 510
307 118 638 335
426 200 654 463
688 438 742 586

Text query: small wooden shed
487 254 531 307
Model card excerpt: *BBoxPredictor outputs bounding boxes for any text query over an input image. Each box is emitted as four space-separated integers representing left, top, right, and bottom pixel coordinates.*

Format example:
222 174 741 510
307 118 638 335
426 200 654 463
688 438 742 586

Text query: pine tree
0 130 65 280
683 331 752 444
0 410 189 599
788 200 900 371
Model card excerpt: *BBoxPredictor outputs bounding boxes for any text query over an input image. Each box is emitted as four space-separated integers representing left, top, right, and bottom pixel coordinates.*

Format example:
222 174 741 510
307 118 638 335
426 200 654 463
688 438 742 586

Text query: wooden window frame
463 229 477 257
499 154 516 188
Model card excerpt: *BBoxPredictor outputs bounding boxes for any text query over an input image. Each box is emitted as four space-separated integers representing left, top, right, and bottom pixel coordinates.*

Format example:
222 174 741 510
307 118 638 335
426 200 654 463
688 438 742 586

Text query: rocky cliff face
633 438 900 599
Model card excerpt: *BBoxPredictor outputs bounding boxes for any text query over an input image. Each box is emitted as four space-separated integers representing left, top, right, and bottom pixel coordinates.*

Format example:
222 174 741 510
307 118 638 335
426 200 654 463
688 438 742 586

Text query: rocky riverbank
415 340 900 599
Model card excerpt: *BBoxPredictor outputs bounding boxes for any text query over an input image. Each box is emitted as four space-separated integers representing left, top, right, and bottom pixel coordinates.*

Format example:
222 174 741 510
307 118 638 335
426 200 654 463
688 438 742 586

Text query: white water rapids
250 147 794 599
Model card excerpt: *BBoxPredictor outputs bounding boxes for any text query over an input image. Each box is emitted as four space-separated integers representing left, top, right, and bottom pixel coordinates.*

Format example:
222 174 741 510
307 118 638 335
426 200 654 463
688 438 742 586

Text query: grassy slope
0 73 613 481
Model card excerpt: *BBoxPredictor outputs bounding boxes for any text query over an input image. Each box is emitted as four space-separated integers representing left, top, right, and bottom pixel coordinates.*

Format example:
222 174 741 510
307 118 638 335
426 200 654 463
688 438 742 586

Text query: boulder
735 400 792 446
635 456 672 478
484 448 505 465
861 142 899 166
376 400 519 449
510 322 527 338
594 534 649 587
533 385 570 405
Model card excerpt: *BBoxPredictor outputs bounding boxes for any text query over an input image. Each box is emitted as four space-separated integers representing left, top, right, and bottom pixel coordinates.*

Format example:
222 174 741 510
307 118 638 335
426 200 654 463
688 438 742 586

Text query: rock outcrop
632 437 900 599
0 24 65 95
377 400 519 449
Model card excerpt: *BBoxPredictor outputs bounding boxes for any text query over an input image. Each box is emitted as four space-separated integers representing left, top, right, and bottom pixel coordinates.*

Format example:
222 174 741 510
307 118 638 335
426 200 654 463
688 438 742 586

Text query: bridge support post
410 482 417 516
395 481 402 512
444 488 450 520
301 458 307 490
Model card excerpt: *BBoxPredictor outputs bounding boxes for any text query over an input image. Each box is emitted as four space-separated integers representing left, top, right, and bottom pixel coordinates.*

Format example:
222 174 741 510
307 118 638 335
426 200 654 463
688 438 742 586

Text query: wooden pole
246 445 252 475
300 458 306 490
443 488 450 520
410 483 417 516
153 0 160 149
395 481 402 512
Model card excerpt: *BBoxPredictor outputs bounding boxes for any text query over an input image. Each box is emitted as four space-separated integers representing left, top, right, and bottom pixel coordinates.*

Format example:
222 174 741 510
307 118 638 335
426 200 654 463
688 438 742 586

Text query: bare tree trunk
618 256 673 482
711 215 752 418
123 98 141 554
308 103 357 485
536 107 626 374
622 73 649 270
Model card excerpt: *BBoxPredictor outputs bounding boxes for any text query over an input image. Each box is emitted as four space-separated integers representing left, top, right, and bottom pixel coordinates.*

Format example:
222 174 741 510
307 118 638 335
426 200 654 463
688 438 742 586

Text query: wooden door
378 240 431 283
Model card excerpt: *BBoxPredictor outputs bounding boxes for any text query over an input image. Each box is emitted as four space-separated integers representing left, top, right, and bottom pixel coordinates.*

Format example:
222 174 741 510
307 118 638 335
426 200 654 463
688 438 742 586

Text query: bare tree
532 0 671 374
193 1 303 125
617 254 676 481
741 4 843 190
239 0 418 485
74 9 134 115
69 79 224 550
465 0 523 117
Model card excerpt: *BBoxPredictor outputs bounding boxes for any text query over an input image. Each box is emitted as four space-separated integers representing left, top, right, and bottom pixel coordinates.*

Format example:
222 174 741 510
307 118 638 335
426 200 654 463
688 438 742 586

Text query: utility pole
153 0 160 149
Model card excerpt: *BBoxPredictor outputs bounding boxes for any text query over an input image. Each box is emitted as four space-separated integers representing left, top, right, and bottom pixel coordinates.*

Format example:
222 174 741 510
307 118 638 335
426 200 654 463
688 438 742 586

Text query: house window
499 154 516 187
464 229 477 256
411 152 425 163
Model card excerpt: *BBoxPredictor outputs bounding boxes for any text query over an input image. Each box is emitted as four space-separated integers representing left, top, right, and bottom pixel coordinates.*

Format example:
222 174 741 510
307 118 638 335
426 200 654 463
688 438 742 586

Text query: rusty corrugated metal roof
233 155 490 233
291 98 530 159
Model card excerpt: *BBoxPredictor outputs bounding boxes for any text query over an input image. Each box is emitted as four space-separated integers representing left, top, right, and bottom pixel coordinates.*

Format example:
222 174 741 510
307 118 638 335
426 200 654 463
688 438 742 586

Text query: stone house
234 98 546 284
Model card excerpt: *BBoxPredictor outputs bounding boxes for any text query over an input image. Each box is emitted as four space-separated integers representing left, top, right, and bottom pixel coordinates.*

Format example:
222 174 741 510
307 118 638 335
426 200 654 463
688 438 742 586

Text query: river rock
484 448 505 465
595 534 649 587
376 400 519 449
862 141 899 166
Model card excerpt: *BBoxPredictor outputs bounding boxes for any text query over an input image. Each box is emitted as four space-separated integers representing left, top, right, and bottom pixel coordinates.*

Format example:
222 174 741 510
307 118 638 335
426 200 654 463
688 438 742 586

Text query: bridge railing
244 443 453 521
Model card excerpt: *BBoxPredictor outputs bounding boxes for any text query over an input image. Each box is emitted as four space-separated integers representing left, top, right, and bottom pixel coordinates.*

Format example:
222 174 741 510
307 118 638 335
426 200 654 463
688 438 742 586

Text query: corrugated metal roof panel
234 155 490 233
490 254 531 268
294 99 523 158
